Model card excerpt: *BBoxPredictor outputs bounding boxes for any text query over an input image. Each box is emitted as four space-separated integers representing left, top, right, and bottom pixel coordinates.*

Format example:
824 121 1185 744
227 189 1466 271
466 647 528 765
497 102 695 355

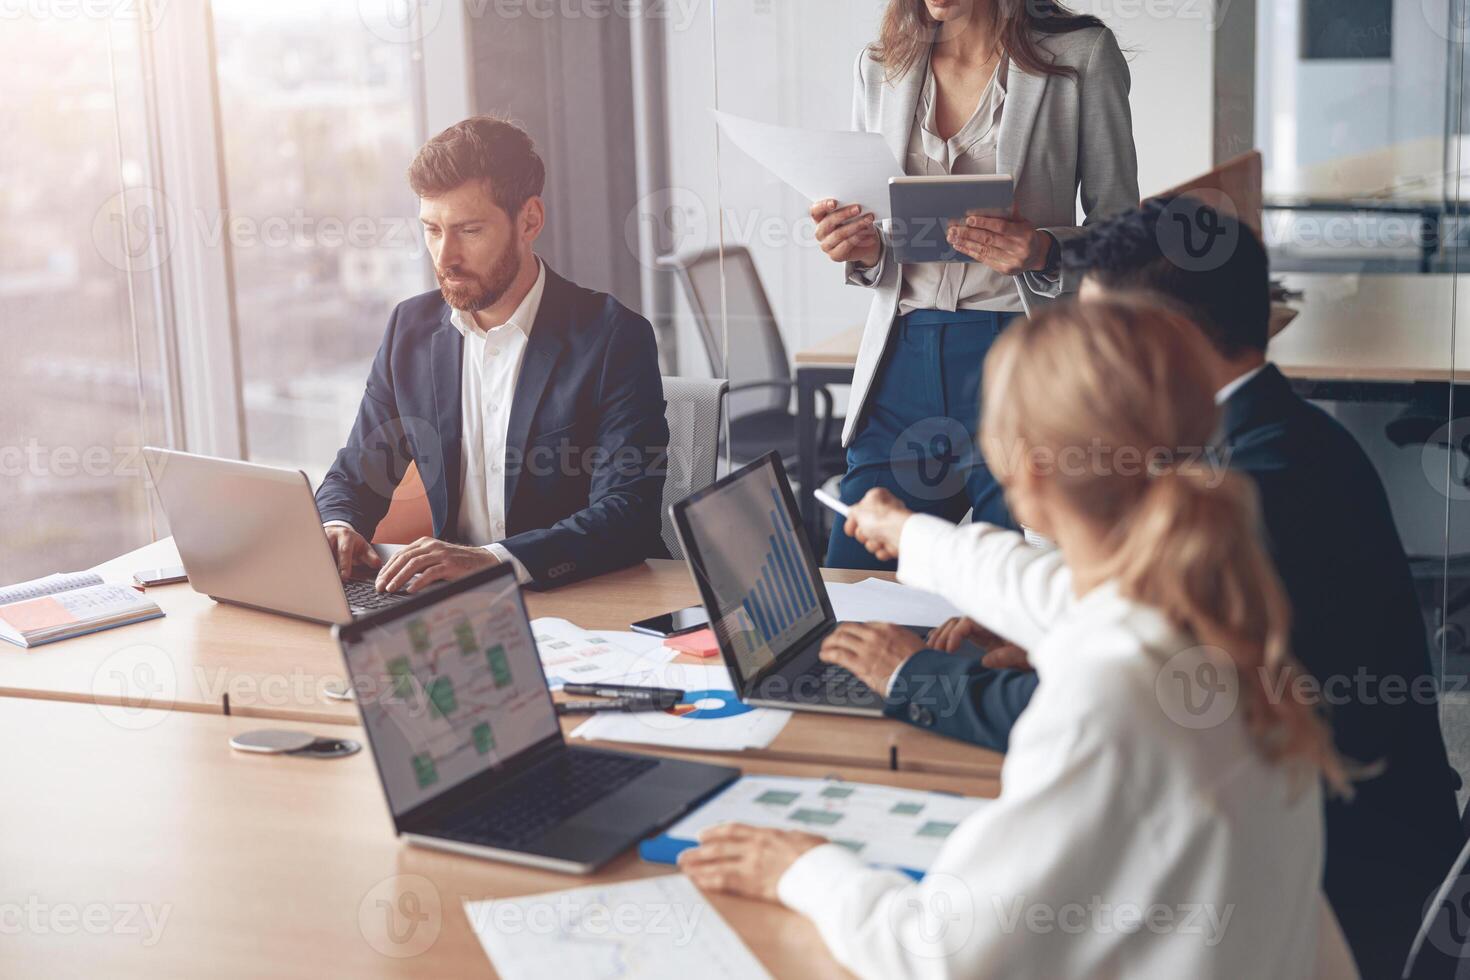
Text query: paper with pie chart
568 663 791 752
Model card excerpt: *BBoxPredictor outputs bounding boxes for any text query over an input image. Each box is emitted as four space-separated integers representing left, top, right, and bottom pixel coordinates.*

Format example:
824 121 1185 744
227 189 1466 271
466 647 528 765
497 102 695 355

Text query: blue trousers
826 309 1017 570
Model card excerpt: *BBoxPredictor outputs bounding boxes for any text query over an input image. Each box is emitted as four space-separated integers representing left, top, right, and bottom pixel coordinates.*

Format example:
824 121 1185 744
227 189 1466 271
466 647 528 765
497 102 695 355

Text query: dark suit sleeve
884 648 1040 752
499 311 669 587
314 306 410 538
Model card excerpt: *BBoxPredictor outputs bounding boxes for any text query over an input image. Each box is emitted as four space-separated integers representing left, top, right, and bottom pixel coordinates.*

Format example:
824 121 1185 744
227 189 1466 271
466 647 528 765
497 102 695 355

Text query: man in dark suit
315 116 667 591
819 197 1463 978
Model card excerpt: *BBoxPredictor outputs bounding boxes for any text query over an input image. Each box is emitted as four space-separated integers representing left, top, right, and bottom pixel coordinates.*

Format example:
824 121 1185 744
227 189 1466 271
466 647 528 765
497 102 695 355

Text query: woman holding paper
679 301 1357 978
815 0 1138 569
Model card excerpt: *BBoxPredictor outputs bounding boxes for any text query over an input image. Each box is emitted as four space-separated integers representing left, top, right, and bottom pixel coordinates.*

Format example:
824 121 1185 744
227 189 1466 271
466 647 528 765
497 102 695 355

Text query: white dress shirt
324 259 544 584
847 58 1026 315
451 259 547 584
781 515 1356 980
1214 362 1268 406
897 58 1021 315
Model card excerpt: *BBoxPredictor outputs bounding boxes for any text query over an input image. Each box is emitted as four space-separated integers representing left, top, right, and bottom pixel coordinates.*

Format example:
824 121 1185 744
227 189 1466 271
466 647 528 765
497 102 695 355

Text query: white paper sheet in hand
531 618 679 691
713 110 904 220
464 875 771 980
826 578 964 629
569 663 791 752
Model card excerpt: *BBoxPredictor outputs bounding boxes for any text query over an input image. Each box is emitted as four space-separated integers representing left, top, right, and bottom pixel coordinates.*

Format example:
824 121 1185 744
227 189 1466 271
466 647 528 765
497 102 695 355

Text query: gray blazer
841 26 1139 446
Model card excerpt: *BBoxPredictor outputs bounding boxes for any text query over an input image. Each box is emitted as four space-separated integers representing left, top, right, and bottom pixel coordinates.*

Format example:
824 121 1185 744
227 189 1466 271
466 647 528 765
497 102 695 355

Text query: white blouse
776 514 1357 979
897 58 1023 316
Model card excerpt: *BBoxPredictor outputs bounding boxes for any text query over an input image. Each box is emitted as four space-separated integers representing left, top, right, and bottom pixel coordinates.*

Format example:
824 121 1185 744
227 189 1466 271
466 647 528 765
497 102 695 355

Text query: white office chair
660 376 727 560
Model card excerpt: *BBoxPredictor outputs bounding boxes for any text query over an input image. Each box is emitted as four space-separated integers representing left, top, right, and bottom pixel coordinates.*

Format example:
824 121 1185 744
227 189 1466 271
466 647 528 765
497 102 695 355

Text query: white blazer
842 27 1140 446
776 515 1358 979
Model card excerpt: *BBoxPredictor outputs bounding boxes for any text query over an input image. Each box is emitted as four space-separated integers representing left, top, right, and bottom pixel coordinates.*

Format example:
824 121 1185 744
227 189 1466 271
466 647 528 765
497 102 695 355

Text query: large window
0 15 168 583
212 0 431 481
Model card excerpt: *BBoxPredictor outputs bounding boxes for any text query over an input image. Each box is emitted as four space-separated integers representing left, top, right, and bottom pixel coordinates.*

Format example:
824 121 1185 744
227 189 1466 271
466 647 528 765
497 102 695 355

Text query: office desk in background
0 538 1003 779
3 696 999 979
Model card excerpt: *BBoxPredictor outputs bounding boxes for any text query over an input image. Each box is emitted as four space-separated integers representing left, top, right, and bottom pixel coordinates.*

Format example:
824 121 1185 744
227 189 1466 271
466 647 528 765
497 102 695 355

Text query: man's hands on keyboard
375 537 500 594
817 623 926 695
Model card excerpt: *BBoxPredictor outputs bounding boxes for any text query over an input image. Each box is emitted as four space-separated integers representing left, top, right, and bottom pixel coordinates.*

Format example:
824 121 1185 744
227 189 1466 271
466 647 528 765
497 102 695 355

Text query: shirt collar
1214 362 1269 406
449 257 545 340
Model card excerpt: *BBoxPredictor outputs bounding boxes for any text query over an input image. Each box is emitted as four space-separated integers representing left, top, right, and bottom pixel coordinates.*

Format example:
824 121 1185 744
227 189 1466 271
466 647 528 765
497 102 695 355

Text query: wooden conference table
1 696 999 978
0 538 1003 779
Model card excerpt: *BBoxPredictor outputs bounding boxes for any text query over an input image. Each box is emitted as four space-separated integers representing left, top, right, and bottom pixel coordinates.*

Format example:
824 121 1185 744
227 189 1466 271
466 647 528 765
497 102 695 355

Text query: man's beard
437 244 522 312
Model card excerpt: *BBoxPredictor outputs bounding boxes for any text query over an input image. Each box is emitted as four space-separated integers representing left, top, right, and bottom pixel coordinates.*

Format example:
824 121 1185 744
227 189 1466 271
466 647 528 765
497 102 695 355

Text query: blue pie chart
667 689 752 720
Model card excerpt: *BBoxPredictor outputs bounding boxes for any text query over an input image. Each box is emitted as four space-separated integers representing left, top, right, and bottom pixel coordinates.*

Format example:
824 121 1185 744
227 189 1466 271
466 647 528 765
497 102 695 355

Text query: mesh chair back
666 246 790 420
661 376 728 559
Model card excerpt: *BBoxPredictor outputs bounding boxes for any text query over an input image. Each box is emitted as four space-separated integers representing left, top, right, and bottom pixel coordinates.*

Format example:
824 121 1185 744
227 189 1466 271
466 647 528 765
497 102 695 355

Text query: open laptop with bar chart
671 453 898 718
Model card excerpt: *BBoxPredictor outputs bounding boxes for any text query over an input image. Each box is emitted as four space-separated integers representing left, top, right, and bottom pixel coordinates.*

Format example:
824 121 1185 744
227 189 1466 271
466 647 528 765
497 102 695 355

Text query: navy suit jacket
315 265 669 589
888 365 1462 976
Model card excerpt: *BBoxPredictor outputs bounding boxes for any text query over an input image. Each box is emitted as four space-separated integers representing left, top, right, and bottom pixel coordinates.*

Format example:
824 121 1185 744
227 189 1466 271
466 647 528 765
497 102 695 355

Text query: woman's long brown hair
982 300 1350 795
871 0 1105 82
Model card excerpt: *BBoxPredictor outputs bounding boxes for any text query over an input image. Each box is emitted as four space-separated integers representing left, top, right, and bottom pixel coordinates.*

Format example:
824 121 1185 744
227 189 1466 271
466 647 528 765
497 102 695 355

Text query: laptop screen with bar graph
673 453 835 685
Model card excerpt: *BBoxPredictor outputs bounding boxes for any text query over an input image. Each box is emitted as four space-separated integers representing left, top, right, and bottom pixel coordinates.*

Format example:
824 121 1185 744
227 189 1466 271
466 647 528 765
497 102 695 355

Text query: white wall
658 0 1228 381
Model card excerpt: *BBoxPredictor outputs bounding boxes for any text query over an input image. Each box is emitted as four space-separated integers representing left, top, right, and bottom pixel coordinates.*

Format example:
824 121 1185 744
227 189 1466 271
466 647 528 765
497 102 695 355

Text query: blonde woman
816 0 1138 569
680 302 1356 978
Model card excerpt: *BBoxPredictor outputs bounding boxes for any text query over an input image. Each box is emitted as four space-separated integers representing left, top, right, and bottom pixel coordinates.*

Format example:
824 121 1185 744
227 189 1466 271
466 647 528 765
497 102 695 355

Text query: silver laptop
142 447 414 625
671 452 897 718
335 563 738 874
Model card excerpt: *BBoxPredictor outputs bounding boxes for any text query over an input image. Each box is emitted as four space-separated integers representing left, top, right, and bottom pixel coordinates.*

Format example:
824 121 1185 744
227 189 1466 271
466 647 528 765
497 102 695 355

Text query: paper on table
464 875 771 980
531 618 680 691
653 775 990 874
826 578 964 629
569 662 791 752
714 110 904 220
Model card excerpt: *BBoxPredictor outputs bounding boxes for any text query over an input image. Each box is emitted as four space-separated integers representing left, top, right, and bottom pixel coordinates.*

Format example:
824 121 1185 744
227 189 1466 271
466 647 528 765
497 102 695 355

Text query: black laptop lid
334 564 562 826
671 453 836 694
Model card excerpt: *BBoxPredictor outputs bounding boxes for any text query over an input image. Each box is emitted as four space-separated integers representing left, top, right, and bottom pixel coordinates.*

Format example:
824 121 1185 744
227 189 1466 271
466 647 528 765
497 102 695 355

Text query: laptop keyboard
802 660 876 700
344 578 413 614
444 752 659 849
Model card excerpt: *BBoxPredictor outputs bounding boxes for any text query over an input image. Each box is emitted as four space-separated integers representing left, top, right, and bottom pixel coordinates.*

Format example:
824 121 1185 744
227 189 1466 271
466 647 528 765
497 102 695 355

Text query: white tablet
888 174 1014 264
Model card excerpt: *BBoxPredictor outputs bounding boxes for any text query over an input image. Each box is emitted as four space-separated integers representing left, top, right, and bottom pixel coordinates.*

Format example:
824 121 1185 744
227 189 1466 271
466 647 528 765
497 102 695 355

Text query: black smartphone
133 565 188 587
629 605 709 638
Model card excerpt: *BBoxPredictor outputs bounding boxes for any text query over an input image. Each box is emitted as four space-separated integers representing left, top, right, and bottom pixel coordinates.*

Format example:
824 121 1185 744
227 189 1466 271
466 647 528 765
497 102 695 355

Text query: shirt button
491 461 502 474
486 402 498 413
489 348 501 357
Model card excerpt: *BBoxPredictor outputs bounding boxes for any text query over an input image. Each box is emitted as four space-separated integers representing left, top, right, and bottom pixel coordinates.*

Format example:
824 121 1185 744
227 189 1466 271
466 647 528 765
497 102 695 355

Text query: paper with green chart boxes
659 774 991 874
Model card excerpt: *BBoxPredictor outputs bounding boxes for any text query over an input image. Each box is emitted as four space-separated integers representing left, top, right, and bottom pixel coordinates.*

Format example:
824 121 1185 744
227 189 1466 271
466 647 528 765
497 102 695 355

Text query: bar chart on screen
740 486 820 645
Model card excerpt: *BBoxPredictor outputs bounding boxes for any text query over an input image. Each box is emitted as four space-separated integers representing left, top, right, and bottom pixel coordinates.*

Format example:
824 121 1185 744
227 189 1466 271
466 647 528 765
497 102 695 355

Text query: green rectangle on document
412 753 438 788
487 645 512 687
427 677 457 718
388 657 414 699
473 722 495 755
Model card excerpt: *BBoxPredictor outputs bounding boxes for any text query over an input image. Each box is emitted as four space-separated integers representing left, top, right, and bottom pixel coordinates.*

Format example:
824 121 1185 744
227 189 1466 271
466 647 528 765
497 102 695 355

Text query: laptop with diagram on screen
333 562 738 875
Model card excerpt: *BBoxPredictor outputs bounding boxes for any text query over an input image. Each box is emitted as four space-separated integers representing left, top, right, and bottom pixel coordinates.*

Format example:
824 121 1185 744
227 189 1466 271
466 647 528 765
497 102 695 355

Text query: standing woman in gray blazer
816 0 1138 568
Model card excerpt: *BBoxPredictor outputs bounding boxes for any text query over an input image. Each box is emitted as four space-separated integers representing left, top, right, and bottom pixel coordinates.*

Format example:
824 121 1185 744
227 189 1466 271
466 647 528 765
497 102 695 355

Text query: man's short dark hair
1060 195 1270 357
407 115 545 218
